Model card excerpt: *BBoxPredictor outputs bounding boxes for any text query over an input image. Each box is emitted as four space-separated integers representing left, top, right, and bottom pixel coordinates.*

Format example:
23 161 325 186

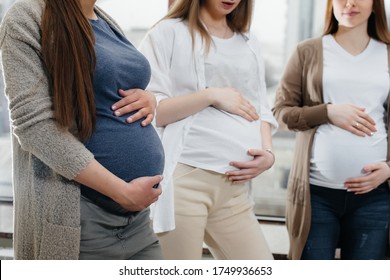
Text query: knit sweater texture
0 0 127 259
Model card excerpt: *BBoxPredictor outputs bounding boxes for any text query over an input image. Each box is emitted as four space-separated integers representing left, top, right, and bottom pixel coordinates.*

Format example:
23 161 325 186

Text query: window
251 0 326 219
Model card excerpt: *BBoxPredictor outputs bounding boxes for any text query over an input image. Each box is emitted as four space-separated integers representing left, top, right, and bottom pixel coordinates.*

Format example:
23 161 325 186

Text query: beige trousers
157 163 273 260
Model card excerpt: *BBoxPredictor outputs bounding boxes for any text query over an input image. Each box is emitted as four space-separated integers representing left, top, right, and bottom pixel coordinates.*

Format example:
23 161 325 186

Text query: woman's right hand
113 175 163 212
75 160 163 212
327 104 376 137
207 87 259 121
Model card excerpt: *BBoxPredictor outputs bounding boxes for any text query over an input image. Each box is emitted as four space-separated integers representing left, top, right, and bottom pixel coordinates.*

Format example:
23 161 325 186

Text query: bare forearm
74 159 125 202
156 89 212 127
74 159 163 211
261 121 273 150
156 87 260 126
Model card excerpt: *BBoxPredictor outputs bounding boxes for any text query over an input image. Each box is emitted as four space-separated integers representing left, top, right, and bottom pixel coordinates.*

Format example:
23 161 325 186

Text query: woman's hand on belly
327 104 376 137
111 89 157 126
113 175 163 211
225 149 275 184
208 87 259 122
344 162 390 194
75 159 163 211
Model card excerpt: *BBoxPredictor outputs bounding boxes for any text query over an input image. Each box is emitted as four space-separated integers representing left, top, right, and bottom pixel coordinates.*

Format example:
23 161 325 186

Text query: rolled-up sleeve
139 24 174 105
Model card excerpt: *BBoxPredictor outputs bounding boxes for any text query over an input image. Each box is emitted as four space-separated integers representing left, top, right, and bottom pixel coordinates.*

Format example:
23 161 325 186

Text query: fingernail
115 111 121 116
126 117 132 123
112 105 117 110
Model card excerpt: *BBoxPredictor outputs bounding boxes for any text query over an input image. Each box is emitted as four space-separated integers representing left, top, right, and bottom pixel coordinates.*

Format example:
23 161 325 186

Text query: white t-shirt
310 35 389 189
179 33 262 174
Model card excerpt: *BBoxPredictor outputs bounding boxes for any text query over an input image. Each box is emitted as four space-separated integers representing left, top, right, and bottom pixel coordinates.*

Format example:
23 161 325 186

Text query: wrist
265 148 275 167
326 103 334 124
109 180 129 204
201 88 215 106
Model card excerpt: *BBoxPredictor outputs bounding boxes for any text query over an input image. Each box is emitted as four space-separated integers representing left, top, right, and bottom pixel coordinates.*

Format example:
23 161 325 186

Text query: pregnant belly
82 118 164 214
181 108 261 173
311 125 387 187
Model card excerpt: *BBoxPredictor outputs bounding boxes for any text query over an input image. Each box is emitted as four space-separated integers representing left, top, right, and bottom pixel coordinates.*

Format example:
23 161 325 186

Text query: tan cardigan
273 37 390 260
0 0 123 259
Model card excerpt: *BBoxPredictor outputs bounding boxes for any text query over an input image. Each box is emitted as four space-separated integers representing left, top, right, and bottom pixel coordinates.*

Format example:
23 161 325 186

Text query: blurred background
1 0 390 258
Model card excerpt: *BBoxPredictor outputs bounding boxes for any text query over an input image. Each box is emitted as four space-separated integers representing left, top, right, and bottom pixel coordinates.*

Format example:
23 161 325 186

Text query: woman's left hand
344 162 390 194
226 149 275 184
111 89 157 126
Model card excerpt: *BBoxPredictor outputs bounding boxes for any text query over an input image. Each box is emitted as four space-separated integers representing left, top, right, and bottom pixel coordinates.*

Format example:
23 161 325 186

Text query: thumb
361 164 378 174
152 175 164 185
118 89 127 96
247 149 262 156
118 89 135 96
356 106 366 112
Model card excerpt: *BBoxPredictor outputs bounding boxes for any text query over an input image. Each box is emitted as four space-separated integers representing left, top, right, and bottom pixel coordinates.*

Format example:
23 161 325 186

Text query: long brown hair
165 0 253 51
323 0 390 44
42 0 96 141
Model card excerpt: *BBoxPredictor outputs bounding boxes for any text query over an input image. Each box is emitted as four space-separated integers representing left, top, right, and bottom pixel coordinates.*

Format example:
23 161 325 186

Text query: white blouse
139 19 278 233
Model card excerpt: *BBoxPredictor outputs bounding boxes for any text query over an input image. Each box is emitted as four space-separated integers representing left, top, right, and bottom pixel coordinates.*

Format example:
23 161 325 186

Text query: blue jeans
301 184 390 260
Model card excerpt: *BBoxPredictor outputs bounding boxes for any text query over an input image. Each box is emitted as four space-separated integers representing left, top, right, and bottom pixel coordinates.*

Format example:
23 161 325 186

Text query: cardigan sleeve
272 43 329 131
0 4 94 180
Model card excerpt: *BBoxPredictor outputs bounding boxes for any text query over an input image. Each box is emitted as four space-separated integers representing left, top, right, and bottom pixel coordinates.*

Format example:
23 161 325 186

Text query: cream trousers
157 163 273 260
